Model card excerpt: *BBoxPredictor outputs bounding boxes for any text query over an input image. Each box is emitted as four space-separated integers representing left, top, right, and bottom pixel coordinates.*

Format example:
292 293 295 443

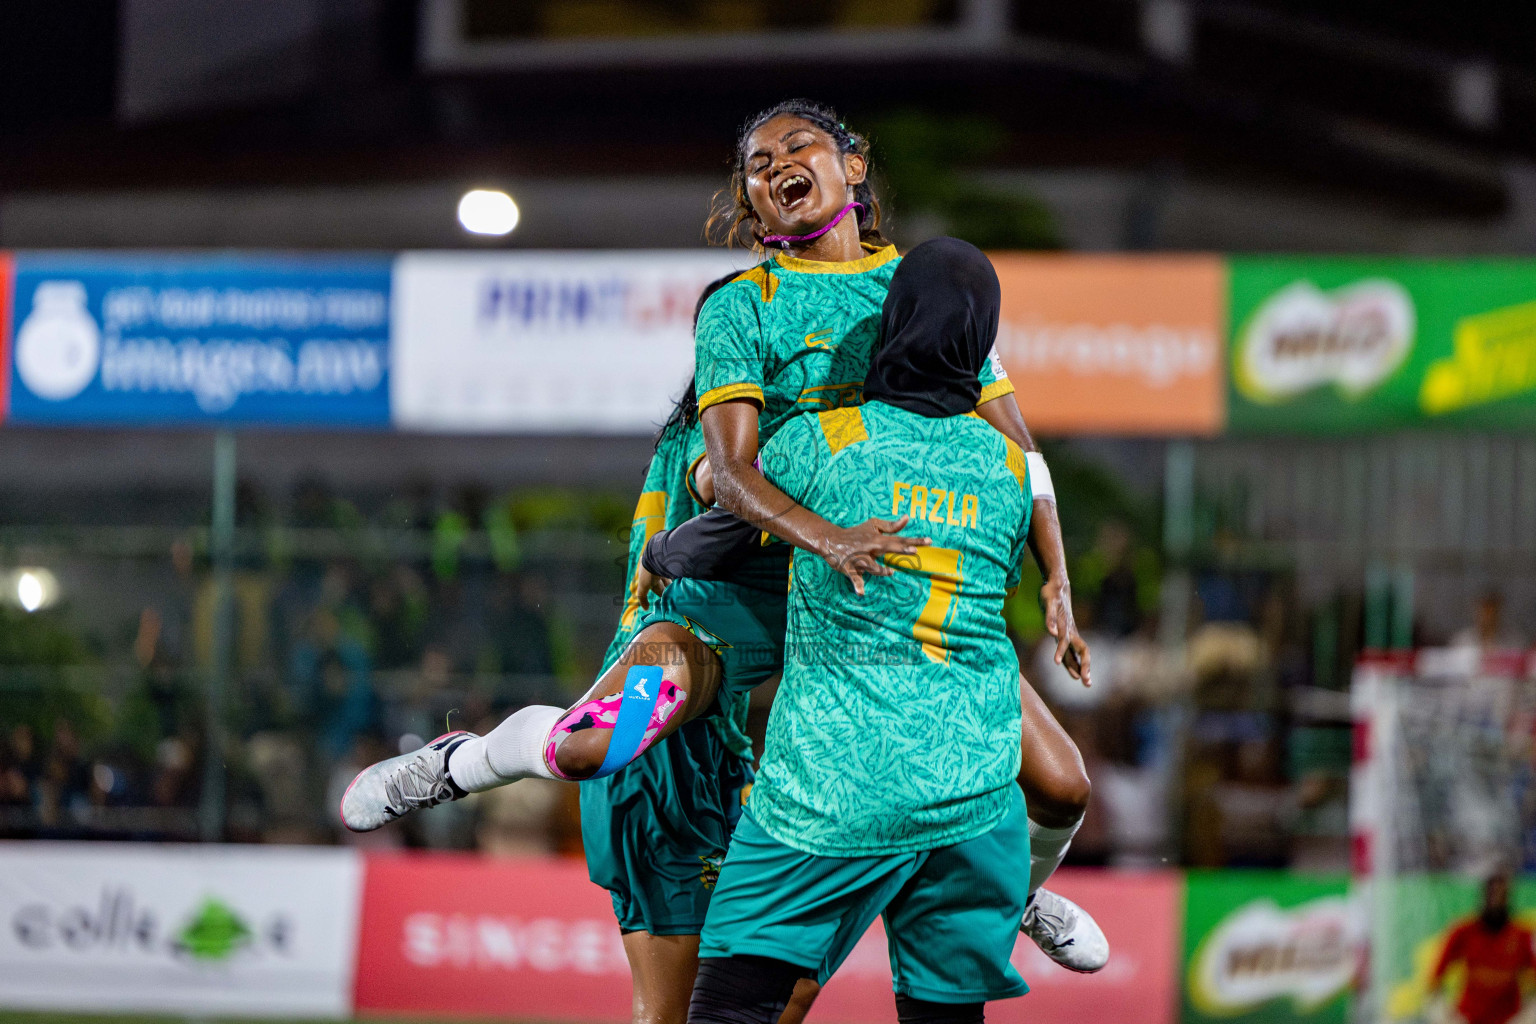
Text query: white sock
1027 814 1083 896
447 705 564 792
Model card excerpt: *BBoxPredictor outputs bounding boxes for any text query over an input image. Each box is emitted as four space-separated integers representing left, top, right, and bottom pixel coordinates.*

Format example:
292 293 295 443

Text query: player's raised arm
976 394 1091 686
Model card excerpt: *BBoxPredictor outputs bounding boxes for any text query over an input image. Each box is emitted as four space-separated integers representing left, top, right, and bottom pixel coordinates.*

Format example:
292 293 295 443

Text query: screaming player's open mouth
777 174 812 212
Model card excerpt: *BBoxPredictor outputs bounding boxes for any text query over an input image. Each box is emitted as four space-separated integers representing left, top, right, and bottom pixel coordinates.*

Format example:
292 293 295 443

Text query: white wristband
1024 452 1055 503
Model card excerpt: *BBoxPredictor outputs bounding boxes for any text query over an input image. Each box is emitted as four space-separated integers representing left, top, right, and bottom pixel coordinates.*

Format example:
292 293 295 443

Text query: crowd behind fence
2 465 1525 871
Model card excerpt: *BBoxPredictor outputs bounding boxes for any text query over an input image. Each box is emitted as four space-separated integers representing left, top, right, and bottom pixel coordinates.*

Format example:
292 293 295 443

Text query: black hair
706 99 889 252
657 270 739 450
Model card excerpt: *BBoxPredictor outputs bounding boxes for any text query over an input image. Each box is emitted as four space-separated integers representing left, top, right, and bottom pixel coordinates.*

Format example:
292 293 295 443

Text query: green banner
1182 872 1353 1024
1370 875 1536 1022
1228 258 1536 433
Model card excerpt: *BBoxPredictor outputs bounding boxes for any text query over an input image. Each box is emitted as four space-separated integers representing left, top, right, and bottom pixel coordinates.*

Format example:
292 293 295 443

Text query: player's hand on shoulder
817 515 929 597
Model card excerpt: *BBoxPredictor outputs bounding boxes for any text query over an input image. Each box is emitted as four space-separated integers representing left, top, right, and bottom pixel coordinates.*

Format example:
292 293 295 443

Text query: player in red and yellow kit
1430 873 1535 1024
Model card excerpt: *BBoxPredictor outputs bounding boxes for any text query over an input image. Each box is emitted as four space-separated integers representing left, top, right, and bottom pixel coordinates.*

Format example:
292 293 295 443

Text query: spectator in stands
1086 520 1143 639
369 566 430 670
1451 590 1526 651
1 725 38 808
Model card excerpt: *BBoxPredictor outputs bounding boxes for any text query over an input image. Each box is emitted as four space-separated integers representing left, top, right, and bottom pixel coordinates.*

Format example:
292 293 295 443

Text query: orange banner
990 255 1227 435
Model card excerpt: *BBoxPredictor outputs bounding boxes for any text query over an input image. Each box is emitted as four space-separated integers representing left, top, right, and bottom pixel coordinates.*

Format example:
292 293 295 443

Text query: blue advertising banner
5 254 392 427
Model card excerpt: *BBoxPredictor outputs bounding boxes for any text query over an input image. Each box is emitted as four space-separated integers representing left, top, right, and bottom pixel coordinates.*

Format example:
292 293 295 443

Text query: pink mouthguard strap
543 677 686 781
763 202 863 250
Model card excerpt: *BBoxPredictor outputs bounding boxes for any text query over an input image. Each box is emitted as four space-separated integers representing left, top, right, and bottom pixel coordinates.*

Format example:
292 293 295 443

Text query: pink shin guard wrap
543 679 685 781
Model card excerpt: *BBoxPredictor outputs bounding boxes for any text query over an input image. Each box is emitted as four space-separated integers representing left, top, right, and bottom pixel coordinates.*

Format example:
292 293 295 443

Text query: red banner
355 854 1180 1024
354 852 632 1020
812 869 1182 1024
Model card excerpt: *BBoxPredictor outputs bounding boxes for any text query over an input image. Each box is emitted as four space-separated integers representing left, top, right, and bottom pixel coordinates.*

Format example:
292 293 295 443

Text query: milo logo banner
1182 872 1360 1024
1229 258 1536 433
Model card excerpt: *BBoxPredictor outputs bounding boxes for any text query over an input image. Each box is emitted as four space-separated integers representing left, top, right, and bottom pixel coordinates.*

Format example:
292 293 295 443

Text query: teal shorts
641 576 787 701
580 574 784 936
580 716 753 935
700 789 1032 1003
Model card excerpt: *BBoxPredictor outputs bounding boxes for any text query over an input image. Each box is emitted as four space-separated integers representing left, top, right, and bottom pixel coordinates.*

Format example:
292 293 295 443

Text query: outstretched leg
340 621 722 831
1014 673 1108 973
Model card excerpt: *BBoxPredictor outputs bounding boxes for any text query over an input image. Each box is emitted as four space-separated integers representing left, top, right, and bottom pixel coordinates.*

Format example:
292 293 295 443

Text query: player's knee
552 729 609 780
1028 765 1091 827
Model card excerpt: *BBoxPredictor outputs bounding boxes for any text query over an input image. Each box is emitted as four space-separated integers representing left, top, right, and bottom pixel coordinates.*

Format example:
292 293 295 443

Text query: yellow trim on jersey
978 378 1016 405
682 615 733 655
795 380 863 411
1004 439 1030 493
683 451 709 508
620 490 670 628
818 405 869 454
698 382 765 412
774 244 898 276
732 264 780 304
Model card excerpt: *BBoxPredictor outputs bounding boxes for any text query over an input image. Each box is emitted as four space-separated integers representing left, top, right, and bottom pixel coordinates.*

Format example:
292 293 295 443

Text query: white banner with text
0 842 363 1018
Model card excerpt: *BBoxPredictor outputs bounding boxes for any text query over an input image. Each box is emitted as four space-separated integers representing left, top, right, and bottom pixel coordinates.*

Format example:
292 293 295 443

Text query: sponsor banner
390 251 748 434
1181 872 1358 1024
353 852 632 1020
1229 258 1536 433
0 842 362 1018
0 251 12 423
990 255 1226 436
6 253 392 427
355 856 1179 1024
814 868 1182 1024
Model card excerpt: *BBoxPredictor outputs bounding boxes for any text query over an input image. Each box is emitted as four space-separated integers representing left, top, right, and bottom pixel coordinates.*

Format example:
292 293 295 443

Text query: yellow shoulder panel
978 378 1016 405
732 264 779 304
1004 438 1029 491
818 406 869 454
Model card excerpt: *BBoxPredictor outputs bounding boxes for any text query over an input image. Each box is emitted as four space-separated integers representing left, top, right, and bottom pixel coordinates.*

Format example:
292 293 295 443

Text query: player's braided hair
706 99 889 253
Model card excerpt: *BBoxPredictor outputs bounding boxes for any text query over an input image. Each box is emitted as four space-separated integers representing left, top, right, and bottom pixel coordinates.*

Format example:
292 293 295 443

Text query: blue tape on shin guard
592 665 664 778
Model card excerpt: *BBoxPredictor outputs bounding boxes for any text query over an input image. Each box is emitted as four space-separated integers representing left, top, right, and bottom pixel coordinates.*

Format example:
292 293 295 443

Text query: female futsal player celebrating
341 99 1104 977
682 100 1105 971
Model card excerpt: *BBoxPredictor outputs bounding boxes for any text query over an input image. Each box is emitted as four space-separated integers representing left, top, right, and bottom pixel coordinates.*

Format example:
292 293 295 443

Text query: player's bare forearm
702 400 839 550
1025 503 1070 581
977 394 1065 579
978 393 1091 683
701 400 926 594
977 390 1039 454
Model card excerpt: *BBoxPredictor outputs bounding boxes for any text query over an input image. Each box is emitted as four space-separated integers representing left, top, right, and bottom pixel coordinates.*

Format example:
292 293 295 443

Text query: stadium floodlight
12 568 58 612
457 189 520 235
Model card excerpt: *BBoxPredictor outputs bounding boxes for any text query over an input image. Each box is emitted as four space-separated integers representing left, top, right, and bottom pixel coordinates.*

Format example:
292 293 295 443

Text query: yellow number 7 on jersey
884 547 963 665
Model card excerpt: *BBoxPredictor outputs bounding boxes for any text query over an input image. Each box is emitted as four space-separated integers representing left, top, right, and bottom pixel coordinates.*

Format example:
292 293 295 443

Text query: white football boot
1021 888 1110 973
340 730 474 832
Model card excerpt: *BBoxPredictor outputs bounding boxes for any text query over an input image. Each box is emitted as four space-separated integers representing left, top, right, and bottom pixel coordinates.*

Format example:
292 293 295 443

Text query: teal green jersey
748 401 1034 856
694 246 1014 447
605 421 709 662
601 420 752 759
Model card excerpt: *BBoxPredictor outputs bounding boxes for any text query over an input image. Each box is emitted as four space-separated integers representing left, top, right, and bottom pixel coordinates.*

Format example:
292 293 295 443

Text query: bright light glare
16 572 44 613
458 189 519 235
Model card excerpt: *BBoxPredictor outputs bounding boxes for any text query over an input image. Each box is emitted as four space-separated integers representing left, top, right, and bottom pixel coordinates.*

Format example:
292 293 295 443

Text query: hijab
863 236 1001 418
